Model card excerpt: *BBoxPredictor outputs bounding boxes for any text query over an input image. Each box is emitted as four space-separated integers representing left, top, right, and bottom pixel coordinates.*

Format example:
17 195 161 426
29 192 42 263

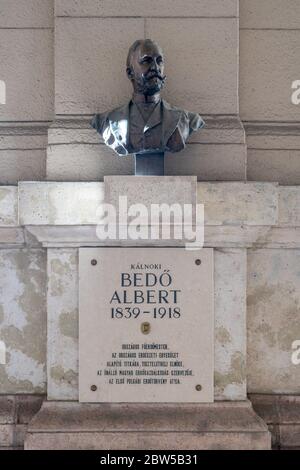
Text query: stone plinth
25 401 270 450
17 179 300 449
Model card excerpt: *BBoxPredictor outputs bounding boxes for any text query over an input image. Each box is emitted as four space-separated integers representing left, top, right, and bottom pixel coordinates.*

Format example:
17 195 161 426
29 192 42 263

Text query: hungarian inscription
79 248 214 403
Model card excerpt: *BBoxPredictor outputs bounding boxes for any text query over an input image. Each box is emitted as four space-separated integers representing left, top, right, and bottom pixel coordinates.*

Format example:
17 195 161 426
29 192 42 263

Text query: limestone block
247 149 300 185
146 18 238 114
0 425 14 447
0 187 18 227
47 249 78 400
55 0 238 17
246 131 300 151
214 249 247 400
198 182 278 226
19 182 105 226
0 126 48 184
247 249 300 394
15 395 44 424
165 144 246 181
280 425 300 448
0 396 14 424
279 187 300 226
105 175 197 211
47 144 134 181
55 18 144 115
0 150 46 184
0 228 25 247
0 249 47 394
0 0 54 28
240 30 300 121
25 401 270 450
240 0 300 29
245 124 300 185
0 30 54 121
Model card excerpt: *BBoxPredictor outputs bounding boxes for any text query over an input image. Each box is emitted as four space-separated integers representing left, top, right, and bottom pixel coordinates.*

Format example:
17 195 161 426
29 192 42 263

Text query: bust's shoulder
91 102 130 132
162 100 205 131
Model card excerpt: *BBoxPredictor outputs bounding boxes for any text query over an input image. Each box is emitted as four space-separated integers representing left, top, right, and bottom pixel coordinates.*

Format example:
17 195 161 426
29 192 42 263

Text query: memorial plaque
79 248 214 403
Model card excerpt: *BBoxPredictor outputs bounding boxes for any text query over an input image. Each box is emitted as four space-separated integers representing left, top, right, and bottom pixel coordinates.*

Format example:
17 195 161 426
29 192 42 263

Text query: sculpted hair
126 39 160 71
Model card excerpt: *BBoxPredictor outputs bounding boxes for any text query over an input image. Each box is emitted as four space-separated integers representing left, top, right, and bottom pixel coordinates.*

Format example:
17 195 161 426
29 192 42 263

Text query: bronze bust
91 39 205 175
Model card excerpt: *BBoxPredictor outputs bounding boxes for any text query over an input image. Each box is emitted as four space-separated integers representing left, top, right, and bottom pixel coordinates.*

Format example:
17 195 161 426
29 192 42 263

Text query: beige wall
0 1 299 401
240 0 300 184
0 0 54 184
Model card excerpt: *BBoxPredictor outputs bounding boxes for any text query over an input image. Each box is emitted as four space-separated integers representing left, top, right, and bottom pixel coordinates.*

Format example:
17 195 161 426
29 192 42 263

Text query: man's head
126 39 166 96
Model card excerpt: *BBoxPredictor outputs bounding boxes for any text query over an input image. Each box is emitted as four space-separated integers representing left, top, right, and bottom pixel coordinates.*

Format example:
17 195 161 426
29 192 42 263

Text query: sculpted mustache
143 72 166 82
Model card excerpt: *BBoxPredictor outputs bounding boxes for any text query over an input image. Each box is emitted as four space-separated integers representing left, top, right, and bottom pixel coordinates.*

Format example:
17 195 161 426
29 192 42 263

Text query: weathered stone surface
240 0 300 29
214 250 246 400
14 424 27 448
279 425 300 448
0 150 46 185
15 395 44 424
0 249 47 394
165 144 246 181
47 249 78 400
0 425 14 447
0 396 14 424
19 182 105 226
25 401 270 450
279 187 300 226
247 249 300 394
240 30 300 121
198 183 278 226
55 17 144 115
247 149 300 186
0 0 54 28
55 0 238 18
250 395 300 448
0 187 18 226
0 228 25 247
105 175 197 214
146 18 238 114
245 124 300 185
250 394 300 424
0 30 54 121
0 126 48 184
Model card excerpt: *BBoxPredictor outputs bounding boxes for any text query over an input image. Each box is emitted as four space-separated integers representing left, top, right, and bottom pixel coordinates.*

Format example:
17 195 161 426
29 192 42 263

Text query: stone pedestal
25 401 270 450
16 177 275 449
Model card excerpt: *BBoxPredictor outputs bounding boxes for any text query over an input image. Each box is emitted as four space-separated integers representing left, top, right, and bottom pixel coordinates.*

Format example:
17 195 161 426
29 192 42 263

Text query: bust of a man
91 39 205 172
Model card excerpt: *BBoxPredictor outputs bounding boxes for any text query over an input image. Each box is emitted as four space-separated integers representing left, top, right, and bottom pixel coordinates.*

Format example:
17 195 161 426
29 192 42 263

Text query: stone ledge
0 181 297 247
55 0 239 19
24 225 300 249
250 394 300 449
18 181 280 226
49 116 245 145
0 395 44 448
25 400 270 450
47 117 246 181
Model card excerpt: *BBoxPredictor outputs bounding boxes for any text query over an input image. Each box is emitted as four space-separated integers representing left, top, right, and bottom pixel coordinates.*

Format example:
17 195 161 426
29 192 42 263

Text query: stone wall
240 0 300 184
0 0 300 450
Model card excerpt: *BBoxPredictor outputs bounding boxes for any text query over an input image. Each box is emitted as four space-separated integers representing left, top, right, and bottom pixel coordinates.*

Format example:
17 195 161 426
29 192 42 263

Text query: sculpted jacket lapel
161 100 182 146
106 99 183 154
143 102 162 131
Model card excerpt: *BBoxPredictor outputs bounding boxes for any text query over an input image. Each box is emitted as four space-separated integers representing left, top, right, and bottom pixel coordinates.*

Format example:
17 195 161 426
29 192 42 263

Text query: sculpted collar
132 93 161 105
